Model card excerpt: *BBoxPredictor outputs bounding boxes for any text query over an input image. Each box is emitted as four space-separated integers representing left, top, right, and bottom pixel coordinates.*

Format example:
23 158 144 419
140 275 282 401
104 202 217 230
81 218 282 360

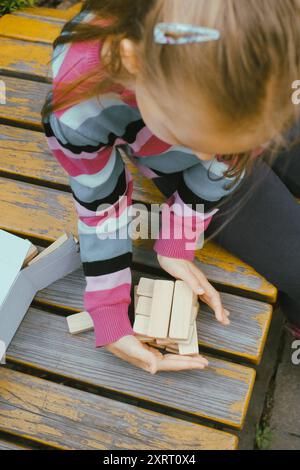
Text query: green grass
0 0 36 16
255 424 273 450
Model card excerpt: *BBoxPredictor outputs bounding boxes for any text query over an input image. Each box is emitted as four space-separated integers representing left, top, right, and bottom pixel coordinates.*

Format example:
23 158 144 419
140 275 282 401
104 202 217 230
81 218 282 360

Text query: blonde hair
42 0 300 240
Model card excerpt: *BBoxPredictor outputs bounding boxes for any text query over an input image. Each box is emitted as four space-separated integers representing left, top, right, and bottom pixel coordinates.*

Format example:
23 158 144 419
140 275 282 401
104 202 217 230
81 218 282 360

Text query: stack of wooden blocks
134 278 200 355
66 277 200 356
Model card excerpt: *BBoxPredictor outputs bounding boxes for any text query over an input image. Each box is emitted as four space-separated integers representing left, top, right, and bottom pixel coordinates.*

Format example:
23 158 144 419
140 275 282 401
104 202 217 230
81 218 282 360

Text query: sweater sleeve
41 88 148 347
153 156 245 261
127 140 244 261
153 173 220 261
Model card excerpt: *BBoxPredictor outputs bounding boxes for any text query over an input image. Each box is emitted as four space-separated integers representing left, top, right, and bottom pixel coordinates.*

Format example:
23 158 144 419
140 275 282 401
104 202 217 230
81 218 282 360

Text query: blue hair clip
154 22 220 45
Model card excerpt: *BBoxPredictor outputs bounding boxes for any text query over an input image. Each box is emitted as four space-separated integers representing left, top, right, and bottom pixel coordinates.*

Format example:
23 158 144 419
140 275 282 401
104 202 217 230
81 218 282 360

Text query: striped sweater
42 10 245 347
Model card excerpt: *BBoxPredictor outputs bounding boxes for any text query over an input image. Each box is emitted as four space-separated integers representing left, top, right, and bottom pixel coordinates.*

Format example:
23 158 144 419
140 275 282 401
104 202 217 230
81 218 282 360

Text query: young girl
42 0 300 374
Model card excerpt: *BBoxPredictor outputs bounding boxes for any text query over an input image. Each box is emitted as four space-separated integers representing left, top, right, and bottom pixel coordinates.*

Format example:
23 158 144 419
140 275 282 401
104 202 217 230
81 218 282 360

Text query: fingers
208 288 230 325
165 353 209 366
157 354 208 372
190 265 230 326
174 266 205 297
108 335 210 374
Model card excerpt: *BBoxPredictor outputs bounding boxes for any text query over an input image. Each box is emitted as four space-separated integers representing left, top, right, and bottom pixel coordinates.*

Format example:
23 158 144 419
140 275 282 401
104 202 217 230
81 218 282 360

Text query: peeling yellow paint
252 312 269 329
0 15 62 44
0 38 52 78
229 401 244 415
209 366 251 384
157 422 237 450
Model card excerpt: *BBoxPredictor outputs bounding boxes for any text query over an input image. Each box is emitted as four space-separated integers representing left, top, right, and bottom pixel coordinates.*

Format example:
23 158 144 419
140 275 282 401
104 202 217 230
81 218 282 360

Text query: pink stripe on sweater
160 207 206 243
47 136 100 160
84 283 131 312
86 268 131 292
130 127 153 154
89 303 134 347
137 135 172 156
154 214 213 261
49 143 112 177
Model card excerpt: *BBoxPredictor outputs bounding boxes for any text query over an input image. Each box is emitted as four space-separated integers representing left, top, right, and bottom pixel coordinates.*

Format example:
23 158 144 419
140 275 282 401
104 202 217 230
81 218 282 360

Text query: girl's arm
42 95 143 347
130 147 238 325
153 160 237 260
131 146 239 261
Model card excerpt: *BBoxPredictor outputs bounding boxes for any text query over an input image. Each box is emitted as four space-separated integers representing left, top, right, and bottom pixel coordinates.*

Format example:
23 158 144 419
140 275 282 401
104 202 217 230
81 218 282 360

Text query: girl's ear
120 38 141 75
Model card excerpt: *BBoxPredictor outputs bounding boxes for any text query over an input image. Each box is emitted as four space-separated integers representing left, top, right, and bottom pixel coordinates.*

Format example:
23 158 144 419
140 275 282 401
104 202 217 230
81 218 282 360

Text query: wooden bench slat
7 307 255 429
0 368 237 450
0 78 50 128
0 15 63 44
0 126 67 186
66 2 83 15
35 266 272 364
0 39 52 79
0 170 276 302
12 4 81 22
0 438 29 450
11 10 70 24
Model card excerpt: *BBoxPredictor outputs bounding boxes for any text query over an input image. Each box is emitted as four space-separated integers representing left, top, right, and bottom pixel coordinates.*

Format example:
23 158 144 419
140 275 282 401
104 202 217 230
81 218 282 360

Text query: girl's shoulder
52 9 138 109
52 12 102 86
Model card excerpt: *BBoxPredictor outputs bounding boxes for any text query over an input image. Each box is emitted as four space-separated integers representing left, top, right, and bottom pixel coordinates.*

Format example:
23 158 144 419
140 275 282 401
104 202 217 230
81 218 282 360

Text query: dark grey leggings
205 144 300 327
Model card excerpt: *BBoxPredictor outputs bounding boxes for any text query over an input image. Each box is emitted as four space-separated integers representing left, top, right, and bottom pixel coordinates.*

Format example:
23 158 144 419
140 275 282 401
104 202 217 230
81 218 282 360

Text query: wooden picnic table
0 3 281 450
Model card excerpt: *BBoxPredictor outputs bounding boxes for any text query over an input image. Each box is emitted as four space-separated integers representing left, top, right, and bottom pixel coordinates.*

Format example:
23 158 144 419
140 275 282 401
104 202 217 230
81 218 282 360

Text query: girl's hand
157 255 230 326
105 335 209 374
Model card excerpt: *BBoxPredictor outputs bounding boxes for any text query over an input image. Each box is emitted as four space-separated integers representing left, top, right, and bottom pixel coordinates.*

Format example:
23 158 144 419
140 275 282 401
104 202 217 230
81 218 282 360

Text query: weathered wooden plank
66 2 83 15
0 438 29 450
0 78 50 128
0 126 67 186
0 368 237 450
11 10 69 24
0 177 276 302
0 38 52 79
134 240 277 303
7 308 255 429
12 4 81 22
35 267 272 364
0 15 63 44
0 177 75 242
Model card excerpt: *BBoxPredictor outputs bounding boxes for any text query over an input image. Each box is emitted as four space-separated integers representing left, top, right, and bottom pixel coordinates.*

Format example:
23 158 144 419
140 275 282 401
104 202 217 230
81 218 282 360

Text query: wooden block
134 286 139 312
136 296 152 317
169 281 196 340
135 334 155 343
165 344 179 354
67 311 93 335
137 278 155 297
177 323 194 345
147 280 174 339
192 304 200 323
22 242 38 267
133 315 149 335
28 232 69 265
178 322 199 356
156 339 177 346
148 341 165 351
